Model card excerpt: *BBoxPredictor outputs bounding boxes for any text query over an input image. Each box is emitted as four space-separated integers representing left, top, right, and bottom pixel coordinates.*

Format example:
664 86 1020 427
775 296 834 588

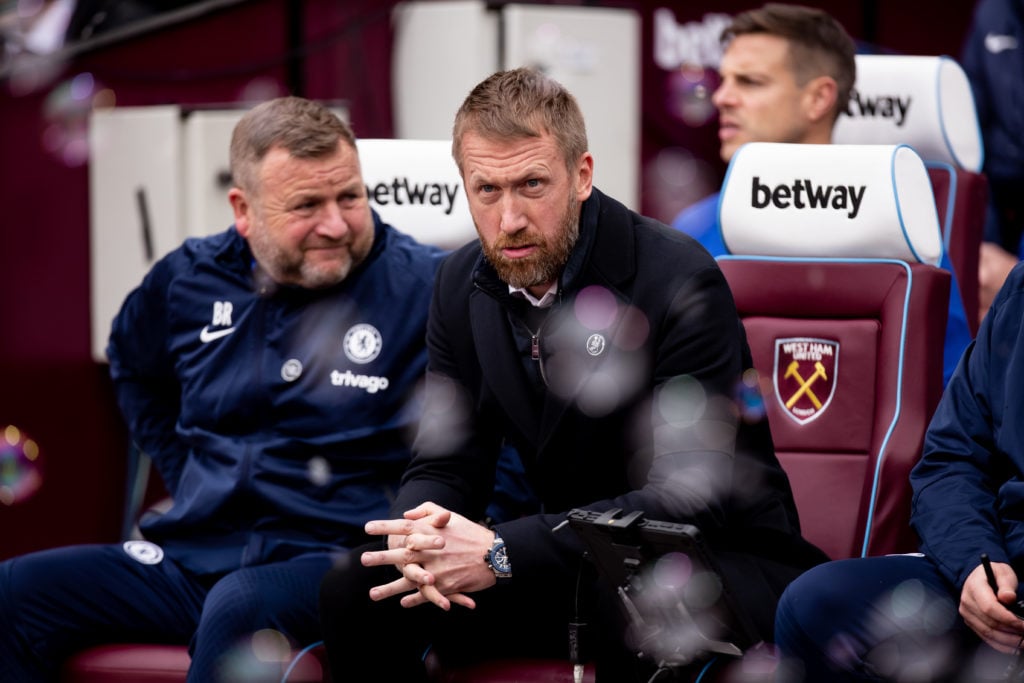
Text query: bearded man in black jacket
319 66 826 682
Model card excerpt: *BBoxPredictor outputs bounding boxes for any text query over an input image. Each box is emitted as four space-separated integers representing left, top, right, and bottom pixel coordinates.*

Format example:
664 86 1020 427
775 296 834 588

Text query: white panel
182 109 247 238
358 139 475 250
392 1 499 139
89 106 182 361
503 4 641 210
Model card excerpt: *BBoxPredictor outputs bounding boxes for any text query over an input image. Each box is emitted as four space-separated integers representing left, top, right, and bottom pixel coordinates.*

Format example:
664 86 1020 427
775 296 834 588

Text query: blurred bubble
922 595 956 635
68 72 94 100
683 571 722 611
657 147 699 191
889 579 926 621
625 557 738 668
724 642 782 682
0 424 43 506
857 580 961 682
238 77 285 106
251 628 291 663
6 52 65 96
539 303 650 416
735 368 768 423
574 286 618 330
657 375 707 427
216 630 296 683
306 456 330 487
613 306 650 352
18 0 47 18
409 374 473 457
665 64 719 127
652 552 693 589
574 370 623 417
805 265 828 291
39 72 110 167
694 399 738 451
643 147 720 225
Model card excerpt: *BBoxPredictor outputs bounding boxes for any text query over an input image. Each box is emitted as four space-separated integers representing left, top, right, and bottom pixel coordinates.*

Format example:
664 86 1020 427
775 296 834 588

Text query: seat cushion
61 643 326 683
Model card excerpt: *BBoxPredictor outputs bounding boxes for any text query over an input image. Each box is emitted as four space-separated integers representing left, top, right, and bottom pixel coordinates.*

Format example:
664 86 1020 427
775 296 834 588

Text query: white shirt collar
509 281 558 308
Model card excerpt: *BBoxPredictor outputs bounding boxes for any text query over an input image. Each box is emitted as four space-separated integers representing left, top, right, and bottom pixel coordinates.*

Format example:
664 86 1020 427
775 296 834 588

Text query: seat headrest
355 139 475 249
719 143 942 265
832 55 983 172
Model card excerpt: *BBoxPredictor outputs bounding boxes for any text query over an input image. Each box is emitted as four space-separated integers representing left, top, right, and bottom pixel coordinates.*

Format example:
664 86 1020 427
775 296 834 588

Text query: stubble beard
247 224 363 290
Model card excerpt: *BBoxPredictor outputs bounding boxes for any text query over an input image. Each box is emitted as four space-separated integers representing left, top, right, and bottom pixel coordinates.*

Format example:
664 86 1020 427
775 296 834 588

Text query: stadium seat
61 642 327 683
717 142 949 559
833 53 988 334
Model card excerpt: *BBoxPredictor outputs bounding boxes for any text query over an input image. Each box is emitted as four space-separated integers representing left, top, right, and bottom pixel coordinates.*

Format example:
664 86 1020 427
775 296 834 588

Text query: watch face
493 544 511 573
489 539 511 576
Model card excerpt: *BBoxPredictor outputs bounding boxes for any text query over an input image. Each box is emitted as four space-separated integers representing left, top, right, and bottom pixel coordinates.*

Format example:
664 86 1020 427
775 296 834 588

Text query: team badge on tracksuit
123 540 164 565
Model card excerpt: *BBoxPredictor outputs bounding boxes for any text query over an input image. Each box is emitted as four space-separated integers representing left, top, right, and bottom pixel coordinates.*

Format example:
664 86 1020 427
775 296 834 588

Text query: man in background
672 3 854 253
673 2 971 386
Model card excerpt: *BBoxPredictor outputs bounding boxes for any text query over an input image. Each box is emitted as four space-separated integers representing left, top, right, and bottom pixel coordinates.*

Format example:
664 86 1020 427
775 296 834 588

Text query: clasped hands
361 501 497 611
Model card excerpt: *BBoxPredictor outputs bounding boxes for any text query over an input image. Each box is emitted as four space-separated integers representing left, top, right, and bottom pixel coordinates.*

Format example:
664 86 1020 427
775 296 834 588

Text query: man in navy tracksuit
0 97 445 682
775 261 1024 681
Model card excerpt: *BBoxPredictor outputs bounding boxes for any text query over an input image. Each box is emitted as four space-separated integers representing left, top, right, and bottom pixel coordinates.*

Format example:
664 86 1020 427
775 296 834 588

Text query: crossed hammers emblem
784 360 827 409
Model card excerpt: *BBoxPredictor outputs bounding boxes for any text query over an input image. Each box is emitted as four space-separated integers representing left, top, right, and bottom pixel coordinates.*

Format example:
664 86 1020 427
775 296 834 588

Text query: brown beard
481 193 580 290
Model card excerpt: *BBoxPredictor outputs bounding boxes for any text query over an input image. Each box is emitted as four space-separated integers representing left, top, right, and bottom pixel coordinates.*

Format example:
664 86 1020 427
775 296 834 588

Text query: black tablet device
567 508 759 665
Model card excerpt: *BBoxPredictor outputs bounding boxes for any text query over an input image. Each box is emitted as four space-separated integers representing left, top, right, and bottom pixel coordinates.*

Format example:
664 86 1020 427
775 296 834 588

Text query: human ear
228 188 251 237
804 76 839 123
574 152 594 202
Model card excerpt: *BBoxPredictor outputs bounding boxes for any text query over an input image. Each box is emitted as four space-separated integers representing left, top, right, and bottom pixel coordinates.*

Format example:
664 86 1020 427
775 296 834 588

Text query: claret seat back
717 142 949 559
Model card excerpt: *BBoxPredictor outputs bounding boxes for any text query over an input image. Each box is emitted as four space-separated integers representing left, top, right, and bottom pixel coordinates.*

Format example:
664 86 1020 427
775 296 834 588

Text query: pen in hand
981 552 1024 619
983 552 1000 595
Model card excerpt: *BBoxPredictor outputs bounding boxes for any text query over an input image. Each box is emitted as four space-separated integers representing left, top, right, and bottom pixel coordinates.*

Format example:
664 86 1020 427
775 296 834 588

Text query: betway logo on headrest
366 178 460 215
844 88 912 126
751 177 866 219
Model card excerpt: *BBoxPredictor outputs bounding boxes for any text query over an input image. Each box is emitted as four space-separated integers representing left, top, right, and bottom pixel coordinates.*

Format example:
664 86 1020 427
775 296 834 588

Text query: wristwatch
485 532 512 579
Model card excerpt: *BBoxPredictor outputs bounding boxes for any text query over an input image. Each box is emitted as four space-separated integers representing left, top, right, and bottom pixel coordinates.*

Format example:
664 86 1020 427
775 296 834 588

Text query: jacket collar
467 188 637 451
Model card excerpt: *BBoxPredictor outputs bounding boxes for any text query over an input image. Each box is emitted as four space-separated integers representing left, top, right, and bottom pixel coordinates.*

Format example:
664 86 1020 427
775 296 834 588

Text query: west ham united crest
774 337 838 424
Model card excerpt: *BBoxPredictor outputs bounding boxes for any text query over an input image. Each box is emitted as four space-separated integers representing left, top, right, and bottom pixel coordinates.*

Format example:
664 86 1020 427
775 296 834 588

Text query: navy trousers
775 554 1024 682
0 543 331 683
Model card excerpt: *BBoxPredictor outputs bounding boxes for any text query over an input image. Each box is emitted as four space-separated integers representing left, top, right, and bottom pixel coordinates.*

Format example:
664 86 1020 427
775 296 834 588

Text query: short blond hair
452 68 588 174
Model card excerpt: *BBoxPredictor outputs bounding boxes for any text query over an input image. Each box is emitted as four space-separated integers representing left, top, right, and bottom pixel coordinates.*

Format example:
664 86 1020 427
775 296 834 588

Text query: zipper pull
531 334 540 361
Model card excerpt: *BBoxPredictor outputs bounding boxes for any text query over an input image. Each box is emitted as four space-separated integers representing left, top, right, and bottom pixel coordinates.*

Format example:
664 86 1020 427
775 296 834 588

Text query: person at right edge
774 266 1024 679
318 66 828 682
